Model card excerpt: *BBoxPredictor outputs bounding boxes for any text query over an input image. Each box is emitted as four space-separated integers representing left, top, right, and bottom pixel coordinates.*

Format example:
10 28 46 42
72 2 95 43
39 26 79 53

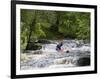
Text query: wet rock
36 39 51 44
66 50 70 53
76 40 84 47
83 40 90 44
24 50 34 53
53 58 66 64
76 57 90 66
26 43 42 50
20 54 32 63
33 50 43 54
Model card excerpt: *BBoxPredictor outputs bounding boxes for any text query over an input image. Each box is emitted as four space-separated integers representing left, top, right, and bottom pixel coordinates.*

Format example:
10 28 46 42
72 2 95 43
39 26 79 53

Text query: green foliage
76 13 90 40
34 23 46 38
20 9 90 50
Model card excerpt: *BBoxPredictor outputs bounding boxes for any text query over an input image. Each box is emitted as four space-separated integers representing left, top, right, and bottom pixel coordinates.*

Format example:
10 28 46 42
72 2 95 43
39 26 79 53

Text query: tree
21 9 90 51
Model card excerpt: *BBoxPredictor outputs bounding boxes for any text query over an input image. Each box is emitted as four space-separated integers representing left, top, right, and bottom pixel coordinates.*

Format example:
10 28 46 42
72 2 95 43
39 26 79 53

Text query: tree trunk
25 11 37 50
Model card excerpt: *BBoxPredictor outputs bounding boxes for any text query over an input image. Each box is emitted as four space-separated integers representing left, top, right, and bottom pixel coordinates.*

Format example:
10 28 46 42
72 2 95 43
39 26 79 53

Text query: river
20 40 90 70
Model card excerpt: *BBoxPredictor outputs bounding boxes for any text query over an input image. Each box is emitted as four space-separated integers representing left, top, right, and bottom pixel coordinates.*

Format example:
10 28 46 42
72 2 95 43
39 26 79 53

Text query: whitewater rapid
20 40 90 70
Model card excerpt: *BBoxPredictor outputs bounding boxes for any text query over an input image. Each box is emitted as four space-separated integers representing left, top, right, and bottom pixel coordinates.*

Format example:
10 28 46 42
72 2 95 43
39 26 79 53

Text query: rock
66 50 70 53
33 50 43 54
83 40 90 44
36 39 51 44
76 57 90 66
26 43 42 50
20 54 32 63
53 58 66 64
24 50 34 53
65 60 70 64
76 40 84 47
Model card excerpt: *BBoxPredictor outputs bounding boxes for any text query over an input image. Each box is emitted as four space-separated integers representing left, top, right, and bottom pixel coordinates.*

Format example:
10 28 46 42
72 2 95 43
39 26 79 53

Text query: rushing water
21 40 90 70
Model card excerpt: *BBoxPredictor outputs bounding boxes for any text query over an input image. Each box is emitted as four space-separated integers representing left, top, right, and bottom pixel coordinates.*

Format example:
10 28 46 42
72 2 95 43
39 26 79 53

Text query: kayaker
56 42 63 51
